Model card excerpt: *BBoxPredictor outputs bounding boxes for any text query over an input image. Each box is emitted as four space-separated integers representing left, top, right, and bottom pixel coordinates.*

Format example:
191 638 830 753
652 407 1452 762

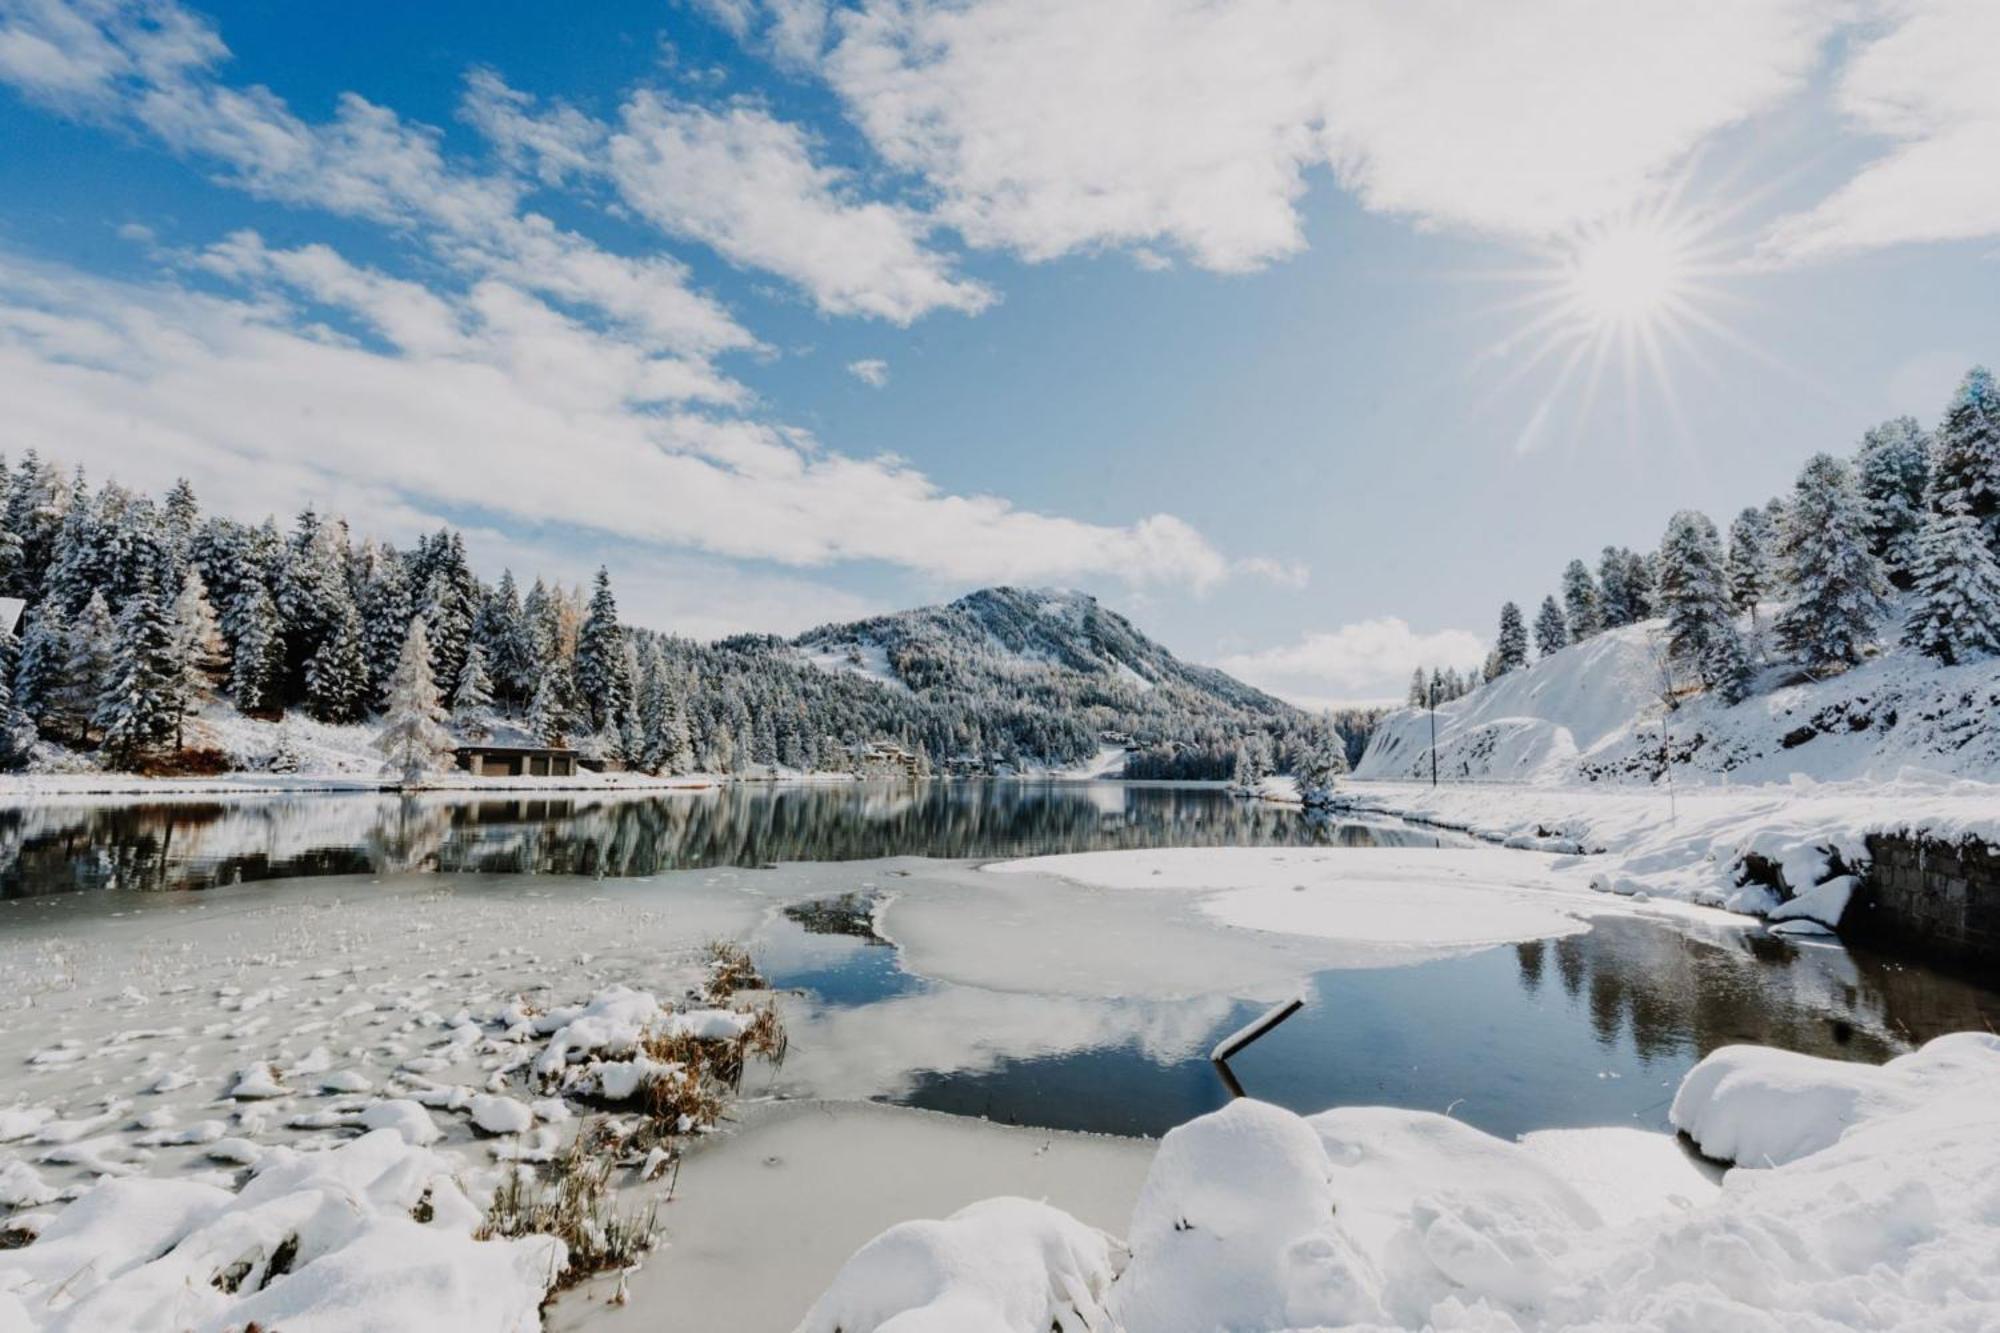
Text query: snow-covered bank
806 1032 2000 1331
1324 777 2000 916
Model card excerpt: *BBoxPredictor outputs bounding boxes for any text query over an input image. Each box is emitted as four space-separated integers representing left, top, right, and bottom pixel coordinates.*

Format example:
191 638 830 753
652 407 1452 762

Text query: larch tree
1855 416 1932 586
1902 487 2000 665
1560 560 1602 640
1778 453 1887 671
1495 601 1529 672
1533 596 1568 658
374 620 456 785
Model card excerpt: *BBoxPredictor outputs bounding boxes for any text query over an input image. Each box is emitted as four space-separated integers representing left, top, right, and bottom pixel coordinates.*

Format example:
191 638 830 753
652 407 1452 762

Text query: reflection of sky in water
762 909 2000 1141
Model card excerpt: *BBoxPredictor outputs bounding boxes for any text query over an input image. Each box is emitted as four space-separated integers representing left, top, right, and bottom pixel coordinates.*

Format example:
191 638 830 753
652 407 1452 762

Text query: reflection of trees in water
0 784 1442 896
1518 917 2000 1066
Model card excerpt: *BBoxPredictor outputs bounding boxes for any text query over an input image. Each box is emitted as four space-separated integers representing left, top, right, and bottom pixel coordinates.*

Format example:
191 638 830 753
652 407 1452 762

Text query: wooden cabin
454 744 578 778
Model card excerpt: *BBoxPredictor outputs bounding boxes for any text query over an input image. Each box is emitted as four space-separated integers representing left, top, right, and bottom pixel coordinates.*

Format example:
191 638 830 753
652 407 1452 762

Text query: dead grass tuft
478 1119 659 1292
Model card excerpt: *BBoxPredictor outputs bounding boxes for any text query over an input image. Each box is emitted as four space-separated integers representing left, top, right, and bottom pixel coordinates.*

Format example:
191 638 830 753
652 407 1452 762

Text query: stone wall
1846 833 2000 975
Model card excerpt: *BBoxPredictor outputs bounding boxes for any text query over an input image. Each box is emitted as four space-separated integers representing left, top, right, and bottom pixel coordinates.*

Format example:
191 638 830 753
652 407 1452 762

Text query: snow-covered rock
468 1094 533 1136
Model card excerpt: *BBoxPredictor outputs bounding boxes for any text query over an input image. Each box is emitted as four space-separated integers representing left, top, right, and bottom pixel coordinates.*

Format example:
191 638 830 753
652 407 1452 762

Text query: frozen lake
2 782 1994 1146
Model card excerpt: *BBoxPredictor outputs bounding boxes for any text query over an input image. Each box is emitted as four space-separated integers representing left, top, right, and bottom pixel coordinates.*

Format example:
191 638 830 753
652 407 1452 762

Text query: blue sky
1 0 1997 702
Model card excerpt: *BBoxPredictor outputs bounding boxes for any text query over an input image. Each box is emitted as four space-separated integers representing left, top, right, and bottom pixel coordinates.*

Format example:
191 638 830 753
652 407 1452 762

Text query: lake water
3 780 1995 1144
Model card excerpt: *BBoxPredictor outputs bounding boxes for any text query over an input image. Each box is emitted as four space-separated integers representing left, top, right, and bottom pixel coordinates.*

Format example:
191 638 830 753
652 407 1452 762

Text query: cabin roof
453 744 576 757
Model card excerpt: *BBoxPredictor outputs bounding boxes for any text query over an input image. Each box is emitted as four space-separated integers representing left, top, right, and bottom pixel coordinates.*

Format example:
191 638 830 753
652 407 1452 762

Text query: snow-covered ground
804 1031 2000 1331
0 870 782 1330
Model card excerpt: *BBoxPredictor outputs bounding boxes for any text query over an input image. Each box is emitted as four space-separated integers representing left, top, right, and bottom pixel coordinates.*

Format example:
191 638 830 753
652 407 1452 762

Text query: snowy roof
0 597 22 637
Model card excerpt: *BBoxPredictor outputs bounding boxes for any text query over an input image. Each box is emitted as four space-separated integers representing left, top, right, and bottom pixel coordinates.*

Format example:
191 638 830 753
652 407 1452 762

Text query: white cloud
457 71 991 324
823 0 1840 269
1219 618 1485 707
0 249 1240 589
846 357 889 387
1762 0 2000 261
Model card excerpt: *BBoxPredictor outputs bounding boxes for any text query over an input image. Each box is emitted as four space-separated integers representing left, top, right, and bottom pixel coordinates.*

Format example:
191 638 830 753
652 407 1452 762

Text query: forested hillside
0 454 1324 777
1371 364 2000 785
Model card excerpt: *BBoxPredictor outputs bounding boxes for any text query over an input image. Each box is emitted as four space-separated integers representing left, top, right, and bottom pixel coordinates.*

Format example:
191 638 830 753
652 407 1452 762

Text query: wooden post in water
1210 996 1305 1099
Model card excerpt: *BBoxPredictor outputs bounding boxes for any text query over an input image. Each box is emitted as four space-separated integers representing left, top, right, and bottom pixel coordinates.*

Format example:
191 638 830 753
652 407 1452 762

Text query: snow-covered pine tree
1703 621 1755 705
13 601 70 728
1901 487 2000 665
1294 725 1347 808
480 570 535 712
229 582 285 716
98 575 178 766
0 627 37 768
526 667 568 747
1778 453 1888 671
1930 366 2000 547
1560 560 1601 639
1725 507 1775 625
305 596 369 724
1496 601 1528 672
167 567 227 748
1597 546 1632 627
451 641 496 740
1625 549 1658 619
1658 510 1734 683
62 591 117 744
575 568 626 733
1533 595 1568 658
360 554 413 708
374 620 455 785
1855 416 1932 586
43 471 99 615
162 478 200 583
269 717 301 774
420 570 471 700
1406 667 1428 707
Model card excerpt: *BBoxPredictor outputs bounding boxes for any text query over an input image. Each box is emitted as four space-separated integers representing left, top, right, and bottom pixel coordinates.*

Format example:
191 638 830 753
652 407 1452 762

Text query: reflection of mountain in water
1515 918 2000 1066
0 783 1450 897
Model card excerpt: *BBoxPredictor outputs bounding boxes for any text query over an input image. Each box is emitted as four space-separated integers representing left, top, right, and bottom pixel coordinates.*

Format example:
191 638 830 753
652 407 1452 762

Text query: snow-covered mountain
792 587 1303 769
1357 616 2000 785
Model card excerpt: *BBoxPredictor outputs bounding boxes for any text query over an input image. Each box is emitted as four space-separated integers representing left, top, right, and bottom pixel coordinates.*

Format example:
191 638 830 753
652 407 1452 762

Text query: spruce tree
1658 510 1733 683
1597 547 1632 627
168 567 227 747
14 602 70 726
1779 453 1887 670
1725 507 1775 624
99 576 178 766
230 582 285 715
1294 725 1347 807
374 620 456 784
0 627 37 768
62 591 117 744
1534 596 1567 657
43 472 99 615
575 568 626 732
481 570 535 711
1561 560 1601 639
360 556 414 707
1930 366 2000 545
526 668 568 747
1496 601 1528 672
1902 488 2000 665
451 642 497 740
305 597 369 724
1704 622 1756 705
1855 417 1931 586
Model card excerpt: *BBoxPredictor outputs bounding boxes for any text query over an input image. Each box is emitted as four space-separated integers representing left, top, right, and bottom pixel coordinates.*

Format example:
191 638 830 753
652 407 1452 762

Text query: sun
1564 223 1689 331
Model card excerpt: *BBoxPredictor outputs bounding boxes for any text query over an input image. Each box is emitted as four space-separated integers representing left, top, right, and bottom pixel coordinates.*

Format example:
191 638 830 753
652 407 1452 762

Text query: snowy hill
1357 616 2000 786
793 587 1302 769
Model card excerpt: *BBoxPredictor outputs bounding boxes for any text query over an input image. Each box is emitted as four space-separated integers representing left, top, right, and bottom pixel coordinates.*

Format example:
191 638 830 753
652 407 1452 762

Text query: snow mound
794 1196 1122 1333
0 1128 561 1331
808 1031 2000 1331
1670 1030 2000 1166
